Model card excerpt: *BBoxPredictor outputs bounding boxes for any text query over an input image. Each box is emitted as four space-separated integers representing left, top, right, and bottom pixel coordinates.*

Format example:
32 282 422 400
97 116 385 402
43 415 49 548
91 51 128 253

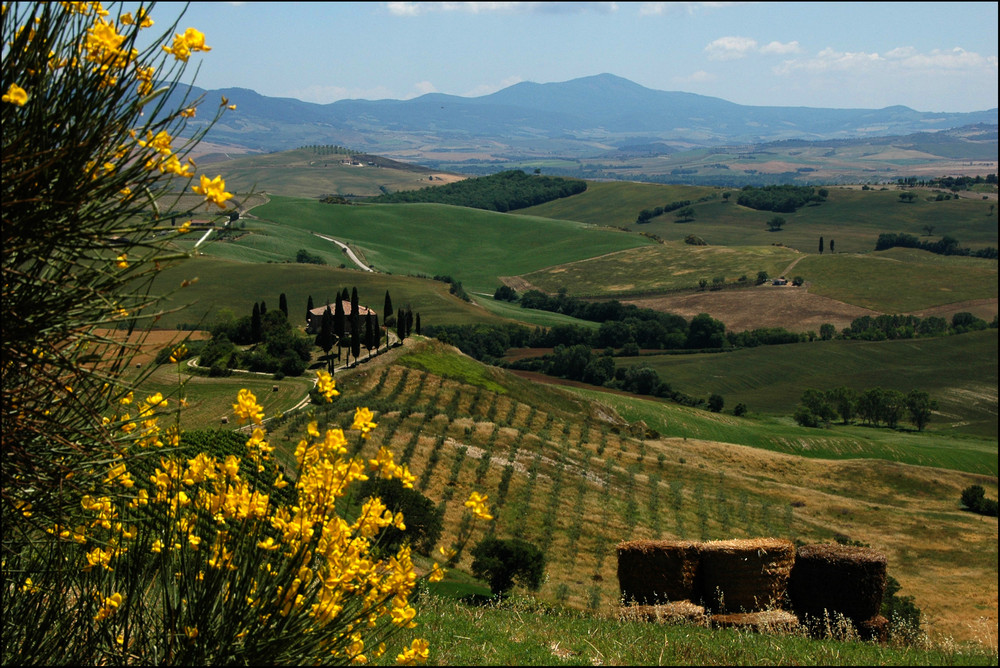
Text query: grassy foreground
374 594 998 666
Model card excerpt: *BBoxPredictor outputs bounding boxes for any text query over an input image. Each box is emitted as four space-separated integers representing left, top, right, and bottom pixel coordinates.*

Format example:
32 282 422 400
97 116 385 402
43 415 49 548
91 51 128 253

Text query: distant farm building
772 277 788 286
306 300 377 334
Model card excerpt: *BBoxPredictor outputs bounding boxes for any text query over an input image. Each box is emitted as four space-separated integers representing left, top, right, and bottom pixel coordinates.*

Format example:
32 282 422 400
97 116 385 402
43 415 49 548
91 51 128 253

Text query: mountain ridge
176 73 998 160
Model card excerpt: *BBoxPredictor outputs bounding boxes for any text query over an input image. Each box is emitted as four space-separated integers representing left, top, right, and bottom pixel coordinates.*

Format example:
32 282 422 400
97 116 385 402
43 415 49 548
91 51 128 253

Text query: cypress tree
819 236 824 254
334 298 346 361
396 308 405 344
306 294 314 321
279 293 288 318
315 306 335 369
405 308 413 338
351 311 361 363
251 302 262 343
415 313 421 335
260 300 267 316
372 314 381 352
364 312 374 358
384 290 393 326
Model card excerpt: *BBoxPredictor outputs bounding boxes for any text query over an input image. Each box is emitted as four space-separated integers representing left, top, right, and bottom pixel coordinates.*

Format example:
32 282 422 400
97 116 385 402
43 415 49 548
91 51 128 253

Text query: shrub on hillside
470 537 546 597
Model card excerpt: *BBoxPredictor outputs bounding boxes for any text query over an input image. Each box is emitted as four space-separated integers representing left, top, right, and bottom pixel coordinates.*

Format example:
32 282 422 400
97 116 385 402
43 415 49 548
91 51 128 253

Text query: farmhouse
772 277 788 286
306 300 377 334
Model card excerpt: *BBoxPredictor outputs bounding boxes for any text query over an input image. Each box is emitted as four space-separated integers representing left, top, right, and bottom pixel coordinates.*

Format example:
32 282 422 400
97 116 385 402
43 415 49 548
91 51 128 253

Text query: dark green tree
306 294 314 321
357 478 443 554
251 302 262 343
314 306 335 368
819 236 824 254
415 313 421 335
396 308 405 344
364 312 374 358
767 216 785 232
259 300 267 317
675 206 696 222
819 323 836 341
470 537 546 598
334 298 346 361
405 308 413 338
279 293 288 318
686 313 726 349
905 390 937 431
829 239 835 253
383 290 393 327
350 311 361 364
826 386 858 424
708 393 724 413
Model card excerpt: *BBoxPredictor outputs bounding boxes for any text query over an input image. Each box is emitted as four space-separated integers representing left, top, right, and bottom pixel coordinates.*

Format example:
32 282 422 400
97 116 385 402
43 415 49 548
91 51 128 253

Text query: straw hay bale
699 538 795 613
857 615 890 643
789 543 887 623
710 610 800 634
619 601 709 627
617 540 700 605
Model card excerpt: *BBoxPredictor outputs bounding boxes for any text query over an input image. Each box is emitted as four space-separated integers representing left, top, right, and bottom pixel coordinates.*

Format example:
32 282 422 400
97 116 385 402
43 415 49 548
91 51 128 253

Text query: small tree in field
470 537 546 598
767 216 785 232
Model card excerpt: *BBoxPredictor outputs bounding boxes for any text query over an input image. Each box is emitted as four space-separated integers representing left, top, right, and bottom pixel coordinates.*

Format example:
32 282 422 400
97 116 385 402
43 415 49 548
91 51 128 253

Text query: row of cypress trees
308 289 420 371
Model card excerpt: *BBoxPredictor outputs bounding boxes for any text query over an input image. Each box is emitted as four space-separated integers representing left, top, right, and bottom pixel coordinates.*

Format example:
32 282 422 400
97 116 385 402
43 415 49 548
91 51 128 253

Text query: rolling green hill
614 329 998 442
247 196 653 293
202 147 458 199
522 183 999 256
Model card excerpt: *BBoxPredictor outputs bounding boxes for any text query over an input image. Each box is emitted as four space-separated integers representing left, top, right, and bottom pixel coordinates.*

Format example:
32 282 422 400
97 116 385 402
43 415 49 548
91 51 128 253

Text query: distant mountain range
177 73 998 163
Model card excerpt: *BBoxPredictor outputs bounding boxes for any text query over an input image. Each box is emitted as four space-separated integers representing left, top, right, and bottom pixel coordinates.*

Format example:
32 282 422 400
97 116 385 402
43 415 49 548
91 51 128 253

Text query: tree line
365 169 587 212
736 185 827 213
794 387 937 431
874 232 998 259
199 295 313 377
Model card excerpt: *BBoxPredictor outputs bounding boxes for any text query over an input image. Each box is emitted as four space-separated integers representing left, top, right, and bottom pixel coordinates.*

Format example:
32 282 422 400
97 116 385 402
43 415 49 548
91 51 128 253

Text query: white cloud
674 70 716 84
705 36 758 60
385 2 618 16
759 40 801 55
775 46 998 75
462 75 525 97
288 84 398 104
407 81 439 98
640 2 747 16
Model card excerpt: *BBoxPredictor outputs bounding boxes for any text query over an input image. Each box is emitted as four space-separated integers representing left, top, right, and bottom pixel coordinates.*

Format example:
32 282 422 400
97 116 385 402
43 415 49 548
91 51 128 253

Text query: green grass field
248 196 653 293
522 184 999 256
206 148 444 198
614 329 998 441
793 248 998 311
519 242 801 296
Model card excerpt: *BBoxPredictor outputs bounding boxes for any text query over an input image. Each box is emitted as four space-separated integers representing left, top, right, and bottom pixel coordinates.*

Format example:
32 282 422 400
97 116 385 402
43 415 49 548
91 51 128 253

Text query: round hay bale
789 543 887 623
857 615 890 643
699 538 795 613
619 601 709 627
710 610 800 634
617 540 700 605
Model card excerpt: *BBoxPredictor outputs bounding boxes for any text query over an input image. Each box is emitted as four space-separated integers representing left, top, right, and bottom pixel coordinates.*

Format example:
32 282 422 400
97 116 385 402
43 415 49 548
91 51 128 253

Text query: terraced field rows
283 361 799 611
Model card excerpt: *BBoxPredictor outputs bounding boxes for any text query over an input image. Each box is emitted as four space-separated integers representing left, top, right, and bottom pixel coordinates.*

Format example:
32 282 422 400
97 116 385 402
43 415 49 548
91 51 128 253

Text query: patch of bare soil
624 286 880 333
97 329 211 365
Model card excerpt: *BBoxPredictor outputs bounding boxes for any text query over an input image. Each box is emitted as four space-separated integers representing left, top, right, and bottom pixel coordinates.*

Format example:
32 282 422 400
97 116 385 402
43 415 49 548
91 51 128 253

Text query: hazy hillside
173 74 998 165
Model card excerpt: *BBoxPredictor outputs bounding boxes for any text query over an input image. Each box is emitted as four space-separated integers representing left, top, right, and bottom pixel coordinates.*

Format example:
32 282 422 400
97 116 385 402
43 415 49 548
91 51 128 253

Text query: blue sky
158 2 998 113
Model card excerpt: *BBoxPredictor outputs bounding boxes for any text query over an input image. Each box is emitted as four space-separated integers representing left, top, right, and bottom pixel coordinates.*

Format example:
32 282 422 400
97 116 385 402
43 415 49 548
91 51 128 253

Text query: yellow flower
3 83 28 106
192 174 233 209
169 344 187 363
464 491 494 521
94 592 124 622
116 254 128 269
162 27 211 62
316 370 339 402
396 638 429 664
180 106 197 118
120 9 154 28
352 406 377 438
233 389 264 424
178 220 192 233
428 562 446 583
